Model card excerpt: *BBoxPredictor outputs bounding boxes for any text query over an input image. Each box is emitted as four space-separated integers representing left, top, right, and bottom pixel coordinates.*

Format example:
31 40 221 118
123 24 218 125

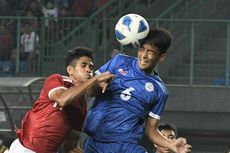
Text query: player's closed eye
139 47 157 55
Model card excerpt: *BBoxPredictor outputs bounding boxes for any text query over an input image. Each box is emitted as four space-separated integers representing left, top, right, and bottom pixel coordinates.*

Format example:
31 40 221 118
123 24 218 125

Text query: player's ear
67 65 74 75
159 53 167 63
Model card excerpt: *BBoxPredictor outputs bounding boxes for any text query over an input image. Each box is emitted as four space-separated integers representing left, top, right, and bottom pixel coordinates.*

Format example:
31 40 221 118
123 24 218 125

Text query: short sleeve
43 74 66 99
149 91 168 120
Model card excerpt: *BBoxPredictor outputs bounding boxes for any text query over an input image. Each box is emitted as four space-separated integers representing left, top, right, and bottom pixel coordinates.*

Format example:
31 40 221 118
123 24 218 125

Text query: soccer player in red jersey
9 47 114 153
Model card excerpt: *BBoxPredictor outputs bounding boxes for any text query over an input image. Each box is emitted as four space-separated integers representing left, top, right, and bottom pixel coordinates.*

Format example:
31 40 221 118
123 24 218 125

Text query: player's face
67 56 94 84
156 129 176 153
137 44 166 74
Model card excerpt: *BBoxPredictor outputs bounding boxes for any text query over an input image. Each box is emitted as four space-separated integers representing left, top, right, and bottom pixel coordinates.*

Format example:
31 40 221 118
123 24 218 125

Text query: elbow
56 98 70 108
57 102 65 108
56 100 65 108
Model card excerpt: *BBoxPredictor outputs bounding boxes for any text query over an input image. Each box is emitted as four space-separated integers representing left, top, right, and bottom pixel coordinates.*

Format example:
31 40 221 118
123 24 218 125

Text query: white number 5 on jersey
120 87 135 101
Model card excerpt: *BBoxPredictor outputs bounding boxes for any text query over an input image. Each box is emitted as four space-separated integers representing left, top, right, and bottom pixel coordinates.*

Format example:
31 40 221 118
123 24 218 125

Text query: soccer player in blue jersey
83 28 191 153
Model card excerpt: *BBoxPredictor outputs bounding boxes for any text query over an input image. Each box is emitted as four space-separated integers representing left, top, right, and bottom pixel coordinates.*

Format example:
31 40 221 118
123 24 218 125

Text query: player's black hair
158 123 177 137
65 46 94 67
141 27 173 54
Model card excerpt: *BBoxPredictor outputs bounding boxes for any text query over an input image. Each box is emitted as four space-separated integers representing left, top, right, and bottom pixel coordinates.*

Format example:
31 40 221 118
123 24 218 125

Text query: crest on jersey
118 68 127 75
145 82 154 92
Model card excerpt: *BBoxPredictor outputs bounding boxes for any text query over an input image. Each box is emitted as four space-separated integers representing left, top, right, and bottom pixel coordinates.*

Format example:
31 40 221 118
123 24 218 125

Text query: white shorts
9 139 36 153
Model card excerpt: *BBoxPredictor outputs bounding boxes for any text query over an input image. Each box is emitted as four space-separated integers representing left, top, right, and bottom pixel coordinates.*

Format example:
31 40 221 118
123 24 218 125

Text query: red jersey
16 74 87 153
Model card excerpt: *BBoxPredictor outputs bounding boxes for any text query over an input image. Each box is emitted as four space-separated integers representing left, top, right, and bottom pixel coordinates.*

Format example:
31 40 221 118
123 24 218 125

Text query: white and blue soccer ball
115 13 149 48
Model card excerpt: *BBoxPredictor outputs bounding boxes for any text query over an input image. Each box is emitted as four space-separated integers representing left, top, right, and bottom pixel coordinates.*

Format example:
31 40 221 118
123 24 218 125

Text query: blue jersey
84 54 168 144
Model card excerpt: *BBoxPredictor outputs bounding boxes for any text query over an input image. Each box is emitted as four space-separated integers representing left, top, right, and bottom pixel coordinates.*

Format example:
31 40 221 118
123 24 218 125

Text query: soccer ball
115 13 149 48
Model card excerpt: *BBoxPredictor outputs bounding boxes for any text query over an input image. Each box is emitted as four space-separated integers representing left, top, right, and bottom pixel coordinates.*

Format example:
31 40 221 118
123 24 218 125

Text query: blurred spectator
20 22 39 75
0 25 13 61
24 10 34 17
42 0 58 27
56 0 70 9
58 6 72 37
93 0 112 15
0 0 15 16
0 0 15 33
72 0 93 17
95 0 107 10
59 6 71 17
23 10 38 29
10 0 28 16
21 0 43 36
21 0 43 19
45 19 58 43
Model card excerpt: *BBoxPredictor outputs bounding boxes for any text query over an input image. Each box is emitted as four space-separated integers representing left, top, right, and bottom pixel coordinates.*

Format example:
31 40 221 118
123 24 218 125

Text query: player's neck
73 81 84 86
143 68 155 75
68 76 84 86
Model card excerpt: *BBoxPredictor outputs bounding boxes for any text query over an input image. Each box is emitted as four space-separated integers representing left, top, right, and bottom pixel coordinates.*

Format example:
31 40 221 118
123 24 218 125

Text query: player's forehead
73 56 94 66
141 43 161 53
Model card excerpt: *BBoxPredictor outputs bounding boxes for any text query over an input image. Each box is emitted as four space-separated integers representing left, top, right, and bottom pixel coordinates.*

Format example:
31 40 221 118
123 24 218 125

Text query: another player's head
155 123 177 153
137 27 172 74
65 47 95 84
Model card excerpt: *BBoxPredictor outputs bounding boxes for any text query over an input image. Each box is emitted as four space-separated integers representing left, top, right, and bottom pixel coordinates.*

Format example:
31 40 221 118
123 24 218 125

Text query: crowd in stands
1 0 108 17
0 0 108 76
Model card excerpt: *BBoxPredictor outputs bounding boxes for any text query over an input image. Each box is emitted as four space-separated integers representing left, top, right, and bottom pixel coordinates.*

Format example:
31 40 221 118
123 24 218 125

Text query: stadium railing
1 16 230 86
1 0 230 86
0 77 45 135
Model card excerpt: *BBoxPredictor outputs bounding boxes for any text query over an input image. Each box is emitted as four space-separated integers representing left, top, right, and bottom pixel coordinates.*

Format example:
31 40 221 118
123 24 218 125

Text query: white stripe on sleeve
149 112 161 120
48 86 67 99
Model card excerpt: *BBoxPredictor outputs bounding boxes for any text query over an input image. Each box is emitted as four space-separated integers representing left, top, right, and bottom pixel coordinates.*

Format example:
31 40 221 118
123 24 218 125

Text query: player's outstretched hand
171 137 192 153
95 71 114 93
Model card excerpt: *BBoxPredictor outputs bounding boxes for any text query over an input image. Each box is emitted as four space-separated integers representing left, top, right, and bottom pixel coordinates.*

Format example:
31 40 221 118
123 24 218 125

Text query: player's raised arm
146 117 191 153
50 73 113 107
87 71 114 97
